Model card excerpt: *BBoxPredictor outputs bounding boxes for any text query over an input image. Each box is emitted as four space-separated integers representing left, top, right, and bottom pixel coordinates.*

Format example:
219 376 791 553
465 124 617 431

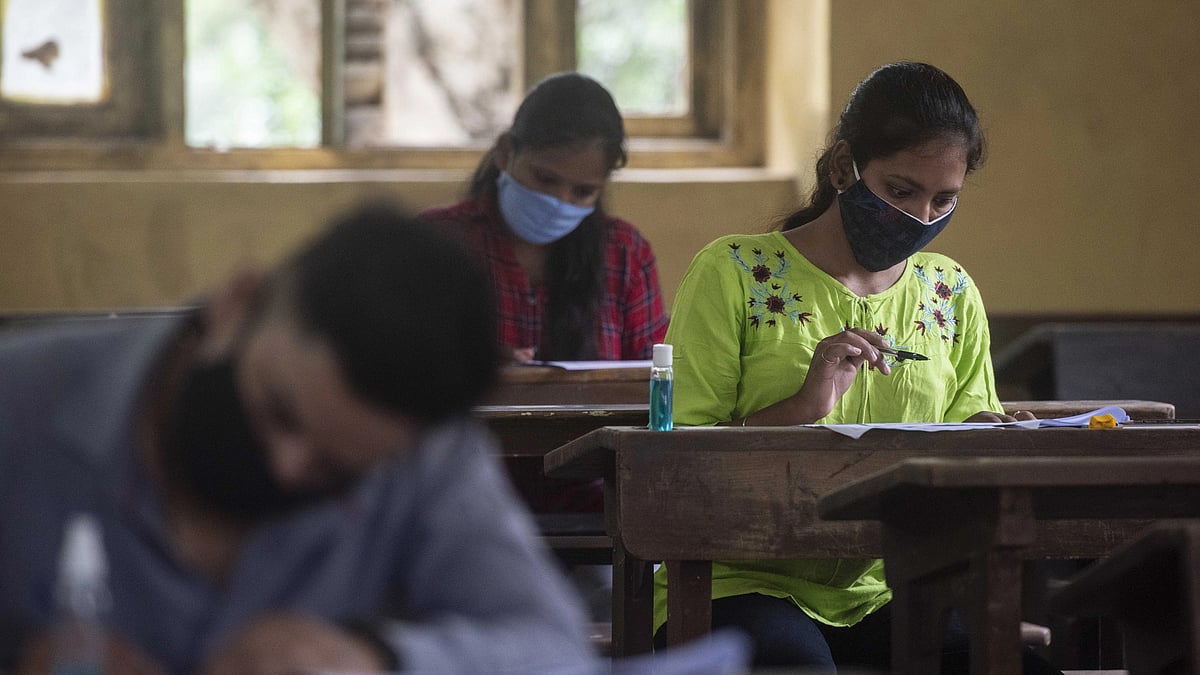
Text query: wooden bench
1049 521 1200 675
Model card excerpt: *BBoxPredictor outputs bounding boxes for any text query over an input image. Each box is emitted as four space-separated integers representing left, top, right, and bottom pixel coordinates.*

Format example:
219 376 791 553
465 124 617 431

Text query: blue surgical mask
837 162 955 272
496 171 595 245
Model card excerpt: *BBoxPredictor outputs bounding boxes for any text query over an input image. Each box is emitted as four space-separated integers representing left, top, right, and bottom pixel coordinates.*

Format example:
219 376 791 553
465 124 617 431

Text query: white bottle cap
652 343 673 368
59 513 108 587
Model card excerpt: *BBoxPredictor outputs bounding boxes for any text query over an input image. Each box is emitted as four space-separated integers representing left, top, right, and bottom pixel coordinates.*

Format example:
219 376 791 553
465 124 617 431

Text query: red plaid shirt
422 195 668 360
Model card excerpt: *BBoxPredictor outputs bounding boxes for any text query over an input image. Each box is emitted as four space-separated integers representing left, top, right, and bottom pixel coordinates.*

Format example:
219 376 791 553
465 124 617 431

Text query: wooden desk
482 365 650 406
477 404 646 559
476 404 648 458
476 403 647 519
544 424 1199 657
817 456 1200 675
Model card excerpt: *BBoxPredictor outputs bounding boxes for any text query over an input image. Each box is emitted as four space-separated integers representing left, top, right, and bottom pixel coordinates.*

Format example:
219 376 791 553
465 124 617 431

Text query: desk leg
665 559 712 647
612 538 654 656
890 578 949 675
967 549 1025 675
886 488 1033 675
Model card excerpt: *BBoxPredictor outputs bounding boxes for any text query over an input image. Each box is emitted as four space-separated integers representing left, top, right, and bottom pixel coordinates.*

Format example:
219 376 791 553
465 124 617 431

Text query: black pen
879 346 928 361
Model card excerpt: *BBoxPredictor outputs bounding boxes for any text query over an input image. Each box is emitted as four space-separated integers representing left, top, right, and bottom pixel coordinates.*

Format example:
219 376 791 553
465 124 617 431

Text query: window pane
186 0 320 148
576 0 688 117
362 0 520 147
1 0 106 104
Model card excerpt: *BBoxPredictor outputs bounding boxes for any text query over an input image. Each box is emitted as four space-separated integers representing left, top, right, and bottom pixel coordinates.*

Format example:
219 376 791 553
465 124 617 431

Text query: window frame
538 0 715 139
0 0 764 170
0 0 169 140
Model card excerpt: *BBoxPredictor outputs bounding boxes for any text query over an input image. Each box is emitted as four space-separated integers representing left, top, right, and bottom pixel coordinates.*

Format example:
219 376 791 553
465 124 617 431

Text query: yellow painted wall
828 1 1200 314
0 170 799 312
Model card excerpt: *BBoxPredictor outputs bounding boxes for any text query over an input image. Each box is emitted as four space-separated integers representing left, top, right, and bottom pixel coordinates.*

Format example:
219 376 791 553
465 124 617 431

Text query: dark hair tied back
783 62 985 230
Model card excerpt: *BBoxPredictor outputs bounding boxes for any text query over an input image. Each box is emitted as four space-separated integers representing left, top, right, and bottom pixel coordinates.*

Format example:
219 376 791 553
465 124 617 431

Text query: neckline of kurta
765 230 913 308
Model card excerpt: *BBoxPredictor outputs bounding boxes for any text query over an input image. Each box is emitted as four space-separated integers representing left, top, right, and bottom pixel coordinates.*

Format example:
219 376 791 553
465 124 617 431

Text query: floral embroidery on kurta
728 242 813 328
913 264 969 343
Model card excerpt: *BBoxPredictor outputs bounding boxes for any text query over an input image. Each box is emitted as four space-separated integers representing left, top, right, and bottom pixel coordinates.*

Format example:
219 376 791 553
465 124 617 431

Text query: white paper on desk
525 359 652 370
808 405 1129 439
1033 404 1130 427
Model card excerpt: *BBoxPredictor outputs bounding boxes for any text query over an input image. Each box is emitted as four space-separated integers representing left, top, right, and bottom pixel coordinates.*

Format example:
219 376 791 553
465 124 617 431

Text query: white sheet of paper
807 405 1130 439
525 360 652 371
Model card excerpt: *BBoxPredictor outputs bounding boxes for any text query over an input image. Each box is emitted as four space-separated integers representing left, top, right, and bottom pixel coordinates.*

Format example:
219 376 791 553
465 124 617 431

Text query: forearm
727 392 829 426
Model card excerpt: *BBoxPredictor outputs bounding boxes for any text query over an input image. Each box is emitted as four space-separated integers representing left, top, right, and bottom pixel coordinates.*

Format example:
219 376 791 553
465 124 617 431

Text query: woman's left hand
964 409 1038 423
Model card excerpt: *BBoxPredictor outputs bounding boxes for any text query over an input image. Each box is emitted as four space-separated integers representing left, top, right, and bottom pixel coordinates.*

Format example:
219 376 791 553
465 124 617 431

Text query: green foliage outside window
577 0 688 117
186 0 319 148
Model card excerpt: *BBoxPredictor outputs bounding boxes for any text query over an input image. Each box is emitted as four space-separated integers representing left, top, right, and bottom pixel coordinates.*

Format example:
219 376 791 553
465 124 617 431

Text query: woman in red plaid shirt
421 73 668 363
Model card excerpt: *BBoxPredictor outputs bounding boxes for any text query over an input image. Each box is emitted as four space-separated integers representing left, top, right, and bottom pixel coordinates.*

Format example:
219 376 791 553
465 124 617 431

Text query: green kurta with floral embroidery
652 231 1003 632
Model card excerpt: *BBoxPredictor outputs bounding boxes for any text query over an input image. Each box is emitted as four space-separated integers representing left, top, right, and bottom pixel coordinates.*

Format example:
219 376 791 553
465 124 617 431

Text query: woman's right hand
506 346 537 364
790 328 892 423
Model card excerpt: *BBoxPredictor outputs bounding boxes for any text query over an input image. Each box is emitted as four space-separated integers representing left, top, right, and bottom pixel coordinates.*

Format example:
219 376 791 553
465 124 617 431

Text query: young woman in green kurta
655 63 1060 674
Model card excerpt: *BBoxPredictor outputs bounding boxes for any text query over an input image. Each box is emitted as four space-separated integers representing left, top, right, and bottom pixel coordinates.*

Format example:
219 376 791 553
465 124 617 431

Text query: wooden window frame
0 0 174 141
0 0 763 170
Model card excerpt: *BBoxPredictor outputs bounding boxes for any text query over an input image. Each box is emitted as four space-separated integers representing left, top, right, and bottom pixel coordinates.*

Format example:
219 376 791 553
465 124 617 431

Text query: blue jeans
654 593 1062 673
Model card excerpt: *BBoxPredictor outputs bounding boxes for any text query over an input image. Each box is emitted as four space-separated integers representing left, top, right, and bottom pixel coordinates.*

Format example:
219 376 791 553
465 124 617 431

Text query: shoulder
600 213 653 250
395 420 499 483
690 232 783 266
367 420 524 522
909 252 980 290
0 317 166 381
911 250 969 273
0 314 184 462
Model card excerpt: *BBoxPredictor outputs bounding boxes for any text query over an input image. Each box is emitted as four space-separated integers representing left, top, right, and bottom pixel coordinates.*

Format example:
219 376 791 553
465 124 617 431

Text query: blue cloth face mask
496 171 596 245
837 162 955 272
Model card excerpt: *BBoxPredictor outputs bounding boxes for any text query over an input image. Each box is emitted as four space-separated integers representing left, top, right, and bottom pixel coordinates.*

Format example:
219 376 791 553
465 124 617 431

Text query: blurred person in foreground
0 204 593 674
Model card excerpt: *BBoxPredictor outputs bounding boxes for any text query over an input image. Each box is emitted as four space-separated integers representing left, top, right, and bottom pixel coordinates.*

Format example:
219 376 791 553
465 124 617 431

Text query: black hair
468 72 627 360
274 203 499 422
782 62 985 230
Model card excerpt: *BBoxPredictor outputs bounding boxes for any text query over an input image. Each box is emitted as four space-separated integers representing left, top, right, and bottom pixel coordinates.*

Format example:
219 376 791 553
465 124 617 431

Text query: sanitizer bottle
649 343 674 431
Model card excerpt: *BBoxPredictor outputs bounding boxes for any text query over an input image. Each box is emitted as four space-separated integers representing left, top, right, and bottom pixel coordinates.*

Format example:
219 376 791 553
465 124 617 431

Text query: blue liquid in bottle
649 376 673 431
649 343 673 431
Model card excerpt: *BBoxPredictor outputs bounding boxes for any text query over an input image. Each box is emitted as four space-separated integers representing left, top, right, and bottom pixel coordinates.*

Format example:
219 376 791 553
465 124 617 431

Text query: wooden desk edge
543 427 622 479
1002 399 1175 420
818 456 1200 521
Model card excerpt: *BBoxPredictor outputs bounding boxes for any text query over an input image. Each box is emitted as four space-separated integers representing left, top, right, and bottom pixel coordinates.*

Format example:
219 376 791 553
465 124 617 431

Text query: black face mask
165 360 354 521
838 162 956 272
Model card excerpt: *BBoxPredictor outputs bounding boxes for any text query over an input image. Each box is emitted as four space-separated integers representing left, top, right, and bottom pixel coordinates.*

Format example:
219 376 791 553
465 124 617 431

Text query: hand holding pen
813 329 927 373
741 329 926 426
